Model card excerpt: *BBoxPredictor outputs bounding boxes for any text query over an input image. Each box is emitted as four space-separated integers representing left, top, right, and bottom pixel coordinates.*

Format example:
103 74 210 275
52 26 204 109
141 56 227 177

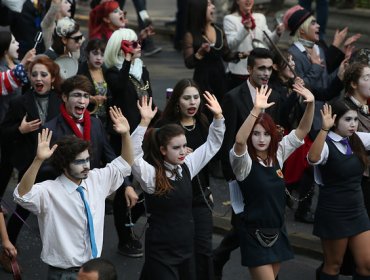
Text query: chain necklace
202 24 224 51
180 118 196 132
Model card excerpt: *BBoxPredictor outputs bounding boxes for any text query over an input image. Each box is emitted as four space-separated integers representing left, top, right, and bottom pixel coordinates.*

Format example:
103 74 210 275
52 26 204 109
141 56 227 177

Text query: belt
49 265 81 273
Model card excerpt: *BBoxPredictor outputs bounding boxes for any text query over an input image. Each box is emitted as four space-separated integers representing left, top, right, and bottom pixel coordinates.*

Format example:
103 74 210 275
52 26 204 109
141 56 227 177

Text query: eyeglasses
68 35 83 42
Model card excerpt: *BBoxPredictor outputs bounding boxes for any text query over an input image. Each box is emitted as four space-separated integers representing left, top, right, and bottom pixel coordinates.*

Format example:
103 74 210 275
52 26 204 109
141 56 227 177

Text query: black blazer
1 90 61 173
44 114 116 169
219 81 280 181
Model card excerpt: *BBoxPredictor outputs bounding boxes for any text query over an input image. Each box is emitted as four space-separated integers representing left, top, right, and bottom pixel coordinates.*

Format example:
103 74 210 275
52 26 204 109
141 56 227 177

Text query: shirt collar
164 161 183 179
60 174 86 194
294 41 320 56
327 131 347 142
349 96 369 114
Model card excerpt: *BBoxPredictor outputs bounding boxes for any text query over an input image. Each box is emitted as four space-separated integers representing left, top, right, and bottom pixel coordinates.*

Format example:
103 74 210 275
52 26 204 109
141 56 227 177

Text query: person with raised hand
230 84 314 280
13 106 133 279
308 101 370 280
133 93 224 279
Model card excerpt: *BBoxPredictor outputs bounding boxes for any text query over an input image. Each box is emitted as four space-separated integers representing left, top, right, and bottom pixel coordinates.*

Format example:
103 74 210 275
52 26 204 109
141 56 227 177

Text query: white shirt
223 12 279 75
308 131 370 184
293 41 321 58
230 130 304 181
14 157 131 268
131 119 225 194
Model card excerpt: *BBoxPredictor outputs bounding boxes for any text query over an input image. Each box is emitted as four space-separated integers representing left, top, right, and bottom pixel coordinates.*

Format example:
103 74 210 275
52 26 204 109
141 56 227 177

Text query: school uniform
309 131 370 239
131 118 225 279
230 130 303 266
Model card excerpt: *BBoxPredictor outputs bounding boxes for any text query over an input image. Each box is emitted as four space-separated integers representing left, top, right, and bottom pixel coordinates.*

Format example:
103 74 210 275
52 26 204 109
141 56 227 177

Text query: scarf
129 58 143 81
60 104 91 140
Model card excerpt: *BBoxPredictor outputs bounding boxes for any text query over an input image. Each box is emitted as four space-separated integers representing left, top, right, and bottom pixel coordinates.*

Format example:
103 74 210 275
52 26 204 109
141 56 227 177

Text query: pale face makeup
251 123 271 156
30 64 54 95
60 0 72 18
178 87 201 119
335 110 358 137
65 150 90 184
108 7 126 29
248 58 273 87
88 49 104 69
160 134 187 165
237 0 254 14
62 90 90 120
280 55 296 80
7 35 19 60
301 18 320 42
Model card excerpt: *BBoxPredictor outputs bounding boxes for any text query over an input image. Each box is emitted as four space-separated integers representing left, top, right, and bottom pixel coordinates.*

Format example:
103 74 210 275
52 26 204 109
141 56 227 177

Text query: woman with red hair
230 84 314 280
89 1 127 41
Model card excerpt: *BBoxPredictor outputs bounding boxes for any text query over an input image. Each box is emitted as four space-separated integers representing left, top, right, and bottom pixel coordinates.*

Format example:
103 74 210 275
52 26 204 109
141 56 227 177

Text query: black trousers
213 211 241 267
193 206 214 280
140 257 195 280
0 139 14 199
113 186 145 243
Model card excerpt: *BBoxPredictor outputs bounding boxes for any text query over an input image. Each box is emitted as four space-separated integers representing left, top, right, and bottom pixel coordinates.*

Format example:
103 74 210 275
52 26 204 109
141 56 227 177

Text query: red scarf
60 104 91 140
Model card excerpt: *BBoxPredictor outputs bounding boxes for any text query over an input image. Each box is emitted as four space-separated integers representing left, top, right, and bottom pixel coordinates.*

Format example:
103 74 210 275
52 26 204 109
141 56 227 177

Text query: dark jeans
47 266 79 280
113 186 145 244
0 139 14 199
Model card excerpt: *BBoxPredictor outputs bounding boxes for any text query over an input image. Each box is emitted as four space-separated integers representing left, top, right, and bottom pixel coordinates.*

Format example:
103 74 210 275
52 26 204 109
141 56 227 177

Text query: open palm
36 129 57 161
109 106 130 134
255 85 275 110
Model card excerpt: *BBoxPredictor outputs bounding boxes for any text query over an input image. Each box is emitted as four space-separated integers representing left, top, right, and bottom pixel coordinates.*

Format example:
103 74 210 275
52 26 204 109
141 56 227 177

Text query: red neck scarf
60 104 91 140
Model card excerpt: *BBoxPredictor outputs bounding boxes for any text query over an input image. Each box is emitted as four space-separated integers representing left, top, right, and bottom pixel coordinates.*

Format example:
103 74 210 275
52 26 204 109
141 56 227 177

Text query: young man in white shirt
13 107 133 279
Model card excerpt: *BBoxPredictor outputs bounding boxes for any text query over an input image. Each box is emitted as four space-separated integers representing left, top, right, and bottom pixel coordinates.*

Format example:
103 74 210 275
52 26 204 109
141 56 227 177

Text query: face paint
65 150 90 184
178 87 201 118
335 110 358 137
251 124 271 156
248 58 273 87
160 134 187 165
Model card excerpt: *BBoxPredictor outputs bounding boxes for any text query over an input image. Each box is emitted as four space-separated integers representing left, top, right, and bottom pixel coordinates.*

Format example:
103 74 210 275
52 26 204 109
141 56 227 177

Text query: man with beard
214 47 281 279
13 105 132 279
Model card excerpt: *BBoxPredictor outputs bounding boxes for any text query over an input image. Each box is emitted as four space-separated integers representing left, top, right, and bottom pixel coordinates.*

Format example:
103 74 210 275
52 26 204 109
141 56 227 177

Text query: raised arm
308 104 336 163
292 83 315 140
109 106 133 166
18 129 58 197
234 85 275 155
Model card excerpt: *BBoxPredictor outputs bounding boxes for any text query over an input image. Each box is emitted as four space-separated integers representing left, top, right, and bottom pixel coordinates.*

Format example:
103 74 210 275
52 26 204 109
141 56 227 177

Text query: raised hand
137 95 158 126
292 83 315 103
109 106 130 135
203 91 223 119
254 85 275 110
19 115 42 134
321 104 336 130
36 128 57 161
21 48 36 69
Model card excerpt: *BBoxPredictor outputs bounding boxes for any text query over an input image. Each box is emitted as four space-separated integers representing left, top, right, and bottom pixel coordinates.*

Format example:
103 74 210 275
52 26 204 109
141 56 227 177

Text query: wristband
250 112 258 118
321 128 329 132
195 52 204 60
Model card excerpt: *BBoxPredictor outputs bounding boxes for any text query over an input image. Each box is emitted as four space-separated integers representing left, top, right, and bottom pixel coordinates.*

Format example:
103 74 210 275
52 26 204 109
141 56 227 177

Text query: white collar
327 131 347 142
60 173 86 194
294 41 320 56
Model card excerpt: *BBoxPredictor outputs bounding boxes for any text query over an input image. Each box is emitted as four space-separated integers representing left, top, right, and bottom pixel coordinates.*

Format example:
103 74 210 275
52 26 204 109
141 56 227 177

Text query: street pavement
2 0 370 278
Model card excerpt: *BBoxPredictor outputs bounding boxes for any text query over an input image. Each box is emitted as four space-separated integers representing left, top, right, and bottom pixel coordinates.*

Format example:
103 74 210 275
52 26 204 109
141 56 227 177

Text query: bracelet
321 128 329 132
250 112 258 118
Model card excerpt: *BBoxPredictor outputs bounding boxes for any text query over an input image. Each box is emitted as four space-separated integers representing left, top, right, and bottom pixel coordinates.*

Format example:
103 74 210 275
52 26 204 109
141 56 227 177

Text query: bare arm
292 83 315 140
308 104 336 163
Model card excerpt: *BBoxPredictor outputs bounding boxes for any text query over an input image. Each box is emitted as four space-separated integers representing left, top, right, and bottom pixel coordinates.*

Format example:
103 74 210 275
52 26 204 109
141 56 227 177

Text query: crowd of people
0 0 370 279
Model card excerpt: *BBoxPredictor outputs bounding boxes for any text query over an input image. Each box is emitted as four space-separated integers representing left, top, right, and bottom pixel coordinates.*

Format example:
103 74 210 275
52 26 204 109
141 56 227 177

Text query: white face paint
30 64 54 95
108 7 126 28
206 0 216 23
178 87 201 118
7 35 19 60
160 134 187 165
248 58 273 87
335 110 358 137
354 67 370 99
88 49 104 69
62 90 90 120
65 150 90 184
251 124 271 156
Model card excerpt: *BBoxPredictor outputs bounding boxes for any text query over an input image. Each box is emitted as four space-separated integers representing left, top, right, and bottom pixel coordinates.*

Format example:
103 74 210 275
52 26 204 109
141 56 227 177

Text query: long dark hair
186 0 208 47
143 124 185 196
343 62 369 96
51 22 80 55
247 113 280 166
161 79 208 128
0 31 12 59
330 100 369 168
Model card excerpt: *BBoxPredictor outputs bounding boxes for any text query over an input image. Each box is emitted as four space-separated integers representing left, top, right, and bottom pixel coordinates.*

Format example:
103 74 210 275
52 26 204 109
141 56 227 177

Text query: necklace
202 24 224 51
180 118 196 132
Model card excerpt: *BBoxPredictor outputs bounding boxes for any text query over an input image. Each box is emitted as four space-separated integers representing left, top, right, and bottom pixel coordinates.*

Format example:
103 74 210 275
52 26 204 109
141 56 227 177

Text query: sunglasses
131 40 141 48
69 35 83 42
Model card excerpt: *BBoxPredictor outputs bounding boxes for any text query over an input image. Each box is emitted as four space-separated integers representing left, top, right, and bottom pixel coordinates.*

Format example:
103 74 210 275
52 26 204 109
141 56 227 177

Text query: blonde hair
292 15 315 42
104 28 138 69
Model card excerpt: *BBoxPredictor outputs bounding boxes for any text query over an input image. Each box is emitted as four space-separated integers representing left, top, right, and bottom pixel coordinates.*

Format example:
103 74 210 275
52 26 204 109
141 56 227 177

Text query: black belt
49 265 81 273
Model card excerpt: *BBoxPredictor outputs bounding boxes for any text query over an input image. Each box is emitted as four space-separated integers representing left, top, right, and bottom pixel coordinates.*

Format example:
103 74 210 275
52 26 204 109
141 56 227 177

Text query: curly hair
143 124 185 196
50 135 91 175
343 62 369 95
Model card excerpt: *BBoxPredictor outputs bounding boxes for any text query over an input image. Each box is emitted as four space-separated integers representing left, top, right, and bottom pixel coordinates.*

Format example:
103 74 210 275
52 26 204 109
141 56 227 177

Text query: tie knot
339 138 349 145
76 186 84 193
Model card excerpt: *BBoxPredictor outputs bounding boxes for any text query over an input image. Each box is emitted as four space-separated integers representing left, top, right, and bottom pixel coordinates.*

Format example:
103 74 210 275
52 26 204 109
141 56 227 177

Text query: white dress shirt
230 130 304 181
223 12 279 75
14 157 131 268
308 131 370 184
131 118 225 194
